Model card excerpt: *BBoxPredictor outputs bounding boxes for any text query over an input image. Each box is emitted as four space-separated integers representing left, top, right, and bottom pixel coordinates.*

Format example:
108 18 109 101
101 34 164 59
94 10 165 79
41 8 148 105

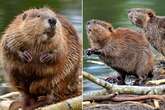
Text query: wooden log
38 96 82 110
83 101 156 110
84 94 165 102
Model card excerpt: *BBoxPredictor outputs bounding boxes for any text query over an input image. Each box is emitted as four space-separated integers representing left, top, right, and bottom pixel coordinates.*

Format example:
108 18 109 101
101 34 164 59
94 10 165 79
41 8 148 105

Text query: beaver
86 19 154 85
1 8 82 110
128 8 165 56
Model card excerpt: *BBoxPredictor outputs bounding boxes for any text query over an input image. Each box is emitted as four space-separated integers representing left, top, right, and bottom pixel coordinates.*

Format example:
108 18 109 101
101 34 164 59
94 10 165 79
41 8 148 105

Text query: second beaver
1 8 82 110
128 8 165 56
86 19 154 85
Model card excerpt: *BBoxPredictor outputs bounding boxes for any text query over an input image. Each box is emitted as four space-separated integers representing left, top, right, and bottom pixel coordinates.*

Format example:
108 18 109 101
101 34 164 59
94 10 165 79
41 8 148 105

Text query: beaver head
128 8 156 28
16 8 62 43
86 19 114 45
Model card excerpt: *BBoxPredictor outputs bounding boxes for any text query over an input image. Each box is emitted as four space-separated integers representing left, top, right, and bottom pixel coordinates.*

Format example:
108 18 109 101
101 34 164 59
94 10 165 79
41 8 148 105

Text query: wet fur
87 20 153 85
128 8 165 56
1 8 82 109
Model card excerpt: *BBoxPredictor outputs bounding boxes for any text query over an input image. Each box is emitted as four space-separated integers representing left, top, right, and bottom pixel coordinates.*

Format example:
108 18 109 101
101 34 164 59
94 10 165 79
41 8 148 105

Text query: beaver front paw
105 75 125 85
86 48 101 56
18 50 32 63
40 52 54 64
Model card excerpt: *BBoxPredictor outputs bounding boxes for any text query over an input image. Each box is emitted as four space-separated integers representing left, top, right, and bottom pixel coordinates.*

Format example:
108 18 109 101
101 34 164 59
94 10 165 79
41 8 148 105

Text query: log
0 92 20 100
84 94 165 102
83 101 156 110
0 92 20 110
83 71 165 95
0 92 82 110
38 96 82 110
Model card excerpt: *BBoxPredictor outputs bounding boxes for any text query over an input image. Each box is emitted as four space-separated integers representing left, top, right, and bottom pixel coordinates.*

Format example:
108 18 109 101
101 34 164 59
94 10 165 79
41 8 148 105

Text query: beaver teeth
44 29 55 38
46 31 55 38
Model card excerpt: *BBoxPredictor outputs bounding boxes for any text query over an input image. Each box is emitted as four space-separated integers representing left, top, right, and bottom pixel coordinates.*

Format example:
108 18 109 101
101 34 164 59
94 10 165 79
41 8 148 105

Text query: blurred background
0 0 82 95
83 0 165 93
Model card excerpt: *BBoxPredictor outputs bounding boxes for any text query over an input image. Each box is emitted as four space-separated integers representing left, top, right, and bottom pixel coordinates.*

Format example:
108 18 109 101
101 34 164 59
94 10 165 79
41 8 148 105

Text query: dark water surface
83 0 165 93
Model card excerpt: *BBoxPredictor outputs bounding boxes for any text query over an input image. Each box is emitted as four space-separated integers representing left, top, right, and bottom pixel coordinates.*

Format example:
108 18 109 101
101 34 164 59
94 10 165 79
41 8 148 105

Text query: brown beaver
1 8 82 110
128 8 165 56
86 19 154 85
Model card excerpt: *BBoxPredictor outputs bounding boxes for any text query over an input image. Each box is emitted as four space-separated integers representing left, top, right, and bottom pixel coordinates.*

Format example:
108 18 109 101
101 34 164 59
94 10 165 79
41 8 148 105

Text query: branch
146 79 165 85
83 71 165 95
84 93 165 102
0 93 82 110
38 96 82 110
83 93 117 102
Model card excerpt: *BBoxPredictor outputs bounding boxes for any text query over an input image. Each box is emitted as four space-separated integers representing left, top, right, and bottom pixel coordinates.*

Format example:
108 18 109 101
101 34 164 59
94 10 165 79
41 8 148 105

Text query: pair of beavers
1 8 82 110
86 8 165 85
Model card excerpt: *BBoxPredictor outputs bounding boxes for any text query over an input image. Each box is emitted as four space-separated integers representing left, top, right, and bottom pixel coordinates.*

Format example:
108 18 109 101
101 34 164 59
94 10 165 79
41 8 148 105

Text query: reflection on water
83 0 165 93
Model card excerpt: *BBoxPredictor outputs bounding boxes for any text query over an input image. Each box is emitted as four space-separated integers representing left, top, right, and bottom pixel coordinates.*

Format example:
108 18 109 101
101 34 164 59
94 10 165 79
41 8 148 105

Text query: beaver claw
18 50 32 63
86 48 101 56
105 76 124 85
40 53 54 63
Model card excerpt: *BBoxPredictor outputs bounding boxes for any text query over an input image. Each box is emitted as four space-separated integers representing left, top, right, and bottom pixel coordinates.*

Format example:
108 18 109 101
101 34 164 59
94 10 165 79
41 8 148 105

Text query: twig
0 92 20 100
153 99 160 110
86 60 104 65
146 79 165 85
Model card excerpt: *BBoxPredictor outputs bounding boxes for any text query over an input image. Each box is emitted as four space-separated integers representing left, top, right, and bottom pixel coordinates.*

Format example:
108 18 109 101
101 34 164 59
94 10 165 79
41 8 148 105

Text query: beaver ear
147 12 155 18
108 27 113 32
22 13 27 20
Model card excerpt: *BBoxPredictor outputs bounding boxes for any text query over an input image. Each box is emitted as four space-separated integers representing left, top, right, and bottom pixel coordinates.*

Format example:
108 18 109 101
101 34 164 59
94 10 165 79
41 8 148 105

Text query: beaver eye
147 12 154 18
22 13 27 20
108 27 112 32
128 10 131 13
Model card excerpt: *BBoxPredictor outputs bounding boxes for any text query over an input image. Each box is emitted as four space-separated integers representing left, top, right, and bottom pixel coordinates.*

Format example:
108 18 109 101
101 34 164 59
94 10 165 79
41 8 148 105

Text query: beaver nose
48 18 57 28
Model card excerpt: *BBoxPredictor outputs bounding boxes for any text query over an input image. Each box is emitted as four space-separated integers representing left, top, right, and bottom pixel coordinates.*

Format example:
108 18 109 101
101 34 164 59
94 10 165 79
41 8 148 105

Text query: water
0 0 82 94
83 0 165 93
0 0 82 36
